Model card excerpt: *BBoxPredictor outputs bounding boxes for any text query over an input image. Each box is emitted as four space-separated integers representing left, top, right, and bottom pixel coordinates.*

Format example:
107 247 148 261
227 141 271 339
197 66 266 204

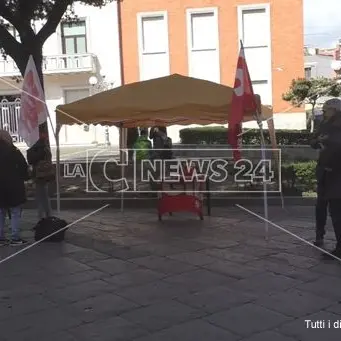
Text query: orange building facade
120 0 305 133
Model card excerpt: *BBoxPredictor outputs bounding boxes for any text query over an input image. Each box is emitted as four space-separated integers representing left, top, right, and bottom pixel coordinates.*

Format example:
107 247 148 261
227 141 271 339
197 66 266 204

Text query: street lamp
88 74 114 146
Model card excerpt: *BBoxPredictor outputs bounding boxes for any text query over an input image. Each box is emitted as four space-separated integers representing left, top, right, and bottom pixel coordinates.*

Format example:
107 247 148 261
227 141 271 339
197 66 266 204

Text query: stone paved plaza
1 205 341 340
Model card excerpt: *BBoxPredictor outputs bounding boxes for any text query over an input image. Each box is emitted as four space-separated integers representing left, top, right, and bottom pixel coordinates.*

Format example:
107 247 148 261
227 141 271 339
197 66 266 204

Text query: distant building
304 40 341 80
304 48 334 79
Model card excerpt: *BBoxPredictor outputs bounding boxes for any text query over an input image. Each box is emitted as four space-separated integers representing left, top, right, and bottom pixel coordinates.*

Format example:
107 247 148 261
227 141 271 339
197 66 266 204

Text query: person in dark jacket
26 133 53 220
310 116 331 246
0 130 29 245
316 98 341 258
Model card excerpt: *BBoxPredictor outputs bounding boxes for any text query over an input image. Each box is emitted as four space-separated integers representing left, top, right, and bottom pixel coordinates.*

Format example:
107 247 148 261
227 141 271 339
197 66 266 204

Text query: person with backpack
149 126 173 160
133 128 152 161
0 130 29 245
27 133 53 220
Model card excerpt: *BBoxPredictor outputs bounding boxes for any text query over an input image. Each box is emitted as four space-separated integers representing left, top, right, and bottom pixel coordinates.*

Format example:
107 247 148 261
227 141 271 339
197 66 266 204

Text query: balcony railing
0 53 97 76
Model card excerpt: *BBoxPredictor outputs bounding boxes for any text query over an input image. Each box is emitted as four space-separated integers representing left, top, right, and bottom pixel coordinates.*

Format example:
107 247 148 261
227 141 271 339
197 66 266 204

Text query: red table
157 170 205 221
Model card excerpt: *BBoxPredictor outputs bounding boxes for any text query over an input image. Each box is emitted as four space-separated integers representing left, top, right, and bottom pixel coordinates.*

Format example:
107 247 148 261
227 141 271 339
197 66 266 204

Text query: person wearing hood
0 130 29 245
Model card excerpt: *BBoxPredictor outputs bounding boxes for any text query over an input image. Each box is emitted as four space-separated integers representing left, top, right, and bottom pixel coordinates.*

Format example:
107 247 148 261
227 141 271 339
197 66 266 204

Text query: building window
186 8 220 83
305 67 312 79
137 12 170 80
61 20 87 54
64 88 90 104
238 5 272 105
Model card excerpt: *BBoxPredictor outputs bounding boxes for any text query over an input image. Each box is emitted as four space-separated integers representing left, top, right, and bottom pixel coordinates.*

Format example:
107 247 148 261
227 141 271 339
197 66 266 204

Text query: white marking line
0 204 109 265
236 204 341 262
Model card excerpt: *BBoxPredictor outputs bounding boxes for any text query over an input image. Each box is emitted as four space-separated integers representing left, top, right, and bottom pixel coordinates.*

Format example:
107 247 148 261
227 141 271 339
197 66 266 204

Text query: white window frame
186 7 220 82
59 16 90 55
136 11 170 80
237 3 272 105
63 87 91 104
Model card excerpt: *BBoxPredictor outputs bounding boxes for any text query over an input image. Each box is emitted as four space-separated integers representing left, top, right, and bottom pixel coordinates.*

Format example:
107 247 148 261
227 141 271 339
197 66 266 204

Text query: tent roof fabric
56 74 273 127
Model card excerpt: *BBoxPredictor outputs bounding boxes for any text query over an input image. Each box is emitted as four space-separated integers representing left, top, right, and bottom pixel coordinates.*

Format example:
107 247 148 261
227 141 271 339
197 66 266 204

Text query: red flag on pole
18 55 48 147
228 42 258 161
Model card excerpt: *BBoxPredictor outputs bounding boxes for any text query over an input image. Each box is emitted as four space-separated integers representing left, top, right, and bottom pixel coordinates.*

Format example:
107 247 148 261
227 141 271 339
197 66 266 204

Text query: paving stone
39 257 93 275
203 259 265 279
163 269 235 292
47 279 112 303
1 307 83 339
255 289 334 318
70 316 148 341
246 259 322 282
103 268 165 288
89 258 139 275
295 276 341 299
67 249 111 264
176 285 256 314
167 252 217 266
43 269 111 289
169 239 211 252
203 248 260 263
279 311 341 341
0 283 48 300
133 319 239 341
118 280 190 305
130 255 196 274
310 262 341 278
68 292 139 322
325 302 341 314
205 303 292 337
239 330 297 341
121 300 203 332
268 252 320 269
0 295 56 321
229 272 301 295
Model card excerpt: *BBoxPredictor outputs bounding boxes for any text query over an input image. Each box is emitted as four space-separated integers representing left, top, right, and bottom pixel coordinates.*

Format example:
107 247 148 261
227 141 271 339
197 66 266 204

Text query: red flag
19 55 48 147
228 43 257 160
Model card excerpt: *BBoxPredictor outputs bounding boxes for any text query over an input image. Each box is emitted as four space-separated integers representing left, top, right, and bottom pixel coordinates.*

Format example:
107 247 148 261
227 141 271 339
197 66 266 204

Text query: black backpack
33 216 68 242
162 136 173 159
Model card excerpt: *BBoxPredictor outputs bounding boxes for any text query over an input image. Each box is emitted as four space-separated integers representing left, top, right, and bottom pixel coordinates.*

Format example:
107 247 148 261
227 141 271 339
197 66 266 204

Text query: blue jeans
36 182 52 219
0 206 21 240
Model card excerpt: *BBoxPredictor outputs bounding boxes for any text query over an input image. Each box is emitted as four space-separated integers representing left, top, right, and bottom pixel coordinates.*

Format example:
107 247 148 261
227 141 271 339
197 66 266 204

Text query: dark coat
26 139 52 181
0 141 29 208
318 117 341 200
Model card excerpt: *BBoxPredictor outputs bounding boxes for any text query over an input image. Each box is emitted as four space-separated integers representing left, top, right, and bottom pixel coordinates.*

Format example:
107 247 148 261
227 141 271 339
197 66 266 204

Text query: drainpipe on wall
117 0 127 160
117 0 125 86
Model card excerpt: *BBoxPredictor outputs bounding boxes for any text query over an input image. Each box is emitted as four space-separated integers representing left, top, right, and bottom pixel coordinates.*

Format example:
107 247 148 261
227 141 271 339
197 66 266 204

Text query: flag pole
255 112 269 241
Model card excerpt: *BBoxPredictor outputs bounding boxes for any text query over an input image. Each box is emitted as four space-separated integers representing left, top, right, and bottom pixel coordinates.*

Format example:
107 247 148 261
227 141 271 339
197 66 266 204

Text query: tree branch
37 0 72 44
0 2 22 28
0 22 21 59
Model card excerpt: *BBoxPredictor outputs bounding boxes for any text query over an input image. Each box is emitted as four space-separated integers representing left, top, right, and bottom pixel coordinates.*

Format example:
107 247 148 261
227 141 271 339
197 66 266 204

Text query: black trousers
329 199 341 249
315 194 328 238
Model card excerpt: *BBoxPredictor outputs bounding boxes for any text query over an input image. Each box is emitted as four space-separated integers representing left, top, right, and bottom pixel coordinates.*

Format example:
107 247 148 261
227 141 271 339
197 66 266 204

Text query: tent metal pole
120 123 125 213
56 124 61 214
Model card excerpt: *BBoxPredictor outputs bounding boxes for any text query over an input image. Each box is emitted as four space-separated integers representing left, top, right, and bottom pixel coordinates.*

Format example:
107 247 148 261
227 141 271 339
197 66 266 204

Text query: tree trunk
310 103 315 133
14 47 50 148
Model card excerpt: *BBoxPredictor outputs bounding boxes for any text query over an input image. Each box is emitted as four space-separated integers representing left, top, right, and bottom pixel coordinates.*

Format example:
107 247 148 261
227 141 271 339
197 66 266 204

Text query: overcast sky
304 0 341 47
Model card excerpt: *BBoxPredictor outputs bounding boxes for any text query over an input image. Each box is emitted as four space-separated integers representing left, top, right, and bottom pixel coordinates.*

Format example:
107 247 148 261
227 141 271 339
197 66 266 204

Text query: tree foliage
0 0 114 139
282 77 341 108
0 0 113 76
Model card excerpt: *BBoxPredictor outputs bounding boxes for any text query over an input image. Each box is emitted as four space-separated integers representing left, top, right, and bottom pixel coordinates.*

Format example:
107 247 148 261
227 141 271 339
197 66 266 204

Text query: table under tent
55 74 274 214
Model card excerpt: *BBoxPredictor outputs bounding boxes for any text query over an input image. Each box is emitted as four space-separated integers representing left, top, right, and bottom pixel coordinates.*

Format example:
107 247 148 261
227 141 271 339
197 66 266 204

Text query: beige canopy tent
56 73 272 127
54 74 274 213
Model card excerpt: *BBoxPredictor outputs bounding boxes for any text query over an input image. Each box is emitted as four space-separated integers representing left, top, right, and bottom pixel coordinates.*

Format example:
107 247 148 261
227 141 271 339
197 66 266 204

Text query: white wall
42 2 121 85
